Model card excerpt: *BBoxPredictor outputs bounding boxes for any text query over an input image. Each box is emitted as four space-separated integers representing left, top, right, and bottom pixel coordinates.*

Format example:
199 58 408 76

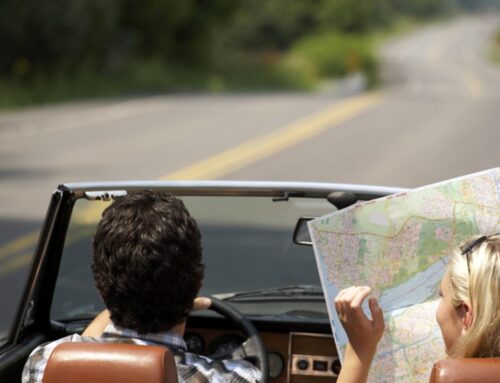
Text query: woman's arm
335 286 385 383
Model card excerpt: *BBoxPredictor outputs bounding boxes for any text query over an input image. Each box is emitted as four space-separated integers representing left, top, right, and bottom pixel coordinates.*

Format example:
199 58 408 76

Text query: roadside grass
287 17 427 89
0 59 317 111
0 31 378 111
0 17 436 111
491 28 500 66
289 31 379 88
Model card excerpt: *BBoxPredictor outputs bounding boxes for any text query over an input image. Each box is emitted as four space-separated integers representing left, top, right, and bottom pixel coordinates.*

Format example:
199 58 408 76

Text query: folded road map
309 168 500 382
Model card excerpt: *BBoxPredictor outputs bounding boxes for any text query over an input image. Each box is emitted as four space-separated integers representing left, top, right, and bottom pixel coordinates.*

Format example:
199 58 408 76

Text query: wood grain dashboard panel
288 332 339 383
187 328 339 383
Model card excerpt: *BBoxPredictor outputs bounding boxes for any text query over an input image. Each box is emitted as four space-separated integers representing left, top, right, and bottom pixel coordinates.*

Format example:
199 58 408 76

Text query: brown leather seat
43 342 178 383
429 358 500 383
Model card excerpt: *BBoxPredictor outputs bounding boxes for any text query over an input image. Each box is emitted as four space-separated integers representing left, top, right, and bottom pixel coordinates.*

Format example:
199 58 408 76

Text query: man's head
92 191 204 334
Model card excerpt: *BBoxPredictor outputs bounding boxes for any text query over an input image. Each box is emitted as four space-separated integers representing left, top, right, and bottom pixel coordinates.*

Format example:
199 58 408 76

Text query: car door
0 187 74 382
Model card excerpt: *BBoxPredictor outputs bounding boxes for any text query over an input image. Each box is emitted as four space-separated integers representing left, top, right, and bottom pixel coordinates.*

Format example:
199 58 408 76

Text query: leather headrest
429 358 500 383
43 342 178 383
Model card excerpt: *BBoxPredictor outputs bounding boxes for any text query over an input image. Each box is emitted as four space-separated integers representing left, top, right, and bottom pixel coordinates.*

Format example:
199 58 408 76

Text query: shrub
291 31 379 86
493 29 500 65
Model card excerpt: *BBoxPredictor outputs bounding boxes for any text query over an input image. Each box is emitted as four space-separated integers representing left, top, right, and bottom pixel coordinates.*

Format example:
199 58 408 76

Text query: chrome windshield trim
60 180 406 199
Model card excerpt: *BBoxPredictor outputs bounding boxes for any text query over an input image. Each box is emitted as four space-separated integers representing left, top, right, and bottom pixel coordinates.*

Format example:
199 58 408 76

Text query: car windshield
51 194 336 321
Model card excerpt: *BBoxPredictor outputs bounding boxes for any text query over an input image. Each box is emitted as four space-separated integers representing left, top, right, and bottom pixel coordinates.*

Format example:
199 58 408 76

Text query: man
22 191 261 382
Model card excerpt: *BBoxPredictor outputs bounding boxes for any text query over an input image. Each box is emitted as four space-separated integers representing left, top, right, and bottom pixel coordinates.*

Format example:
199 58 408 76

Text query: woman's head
436 234 500 358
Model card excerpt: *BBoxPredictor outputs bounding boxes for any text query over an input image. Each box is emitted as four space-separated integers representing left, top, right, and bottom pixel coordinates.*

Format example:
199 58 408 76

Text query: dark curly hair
92 191 204 334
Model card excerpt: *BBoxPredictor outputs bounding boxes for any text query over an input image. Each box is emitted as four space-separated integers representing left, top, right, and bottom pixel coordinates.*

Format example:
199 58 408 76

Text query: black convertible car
0 181 403 382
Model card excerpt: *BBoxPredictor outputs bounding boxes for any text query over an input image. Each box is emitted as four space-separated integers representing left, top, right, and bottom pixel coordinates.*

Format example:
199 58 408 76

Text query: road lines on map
0 92 385 275
314 200 495 241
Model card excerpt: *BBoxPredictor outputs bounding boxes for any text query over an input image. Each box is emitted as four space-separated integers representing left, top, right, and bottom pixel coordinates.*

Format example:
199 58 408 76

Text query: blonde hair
447 234 500 357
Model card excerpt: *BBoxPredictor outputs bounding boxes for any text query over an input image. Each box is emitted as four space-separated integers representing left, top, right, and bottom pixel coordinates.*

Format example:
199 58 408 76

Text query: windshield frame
62 180 405 200
13 181 406 342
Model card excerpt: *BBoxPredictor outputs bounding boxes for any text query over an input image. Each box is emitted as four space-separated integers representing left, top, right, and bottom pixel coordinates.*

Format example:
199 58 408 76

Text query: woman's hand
334 286 385 383
335 286 385 360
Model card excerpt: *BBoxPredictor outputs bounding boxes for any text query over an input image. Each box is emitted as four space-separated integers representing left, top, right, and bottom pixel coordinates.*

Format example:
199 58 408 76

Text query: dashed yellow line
0 231 39 259
0 253 33 277
0 91 385 271
75 92 384 224
162 92 384 180
0 226 98 277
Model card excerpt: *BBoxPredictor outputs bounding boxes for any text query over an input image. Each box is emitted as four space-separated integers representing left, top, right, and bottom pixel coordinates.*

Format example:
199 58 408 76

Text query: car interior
2 182 497 383
48 183 359 383
42 342 500 383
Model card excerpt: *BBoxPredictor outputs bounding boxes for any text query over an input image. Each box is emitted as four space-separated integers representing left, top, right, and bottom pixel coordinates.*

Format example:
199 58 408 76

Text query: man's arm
82 309 111 337
335 286 385 383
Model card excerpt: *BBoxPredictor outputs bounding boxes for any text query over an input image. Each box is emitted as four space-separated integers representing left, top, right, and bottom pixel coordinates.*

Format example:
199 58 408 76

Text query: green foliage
491 29 500 66
0 58 317 109
0 0 119 76
0 0 236 78
316 0 392 33
119 0 236 64
292 32 379 85
211 52 317 91
218 0 319 52
0 0 473 108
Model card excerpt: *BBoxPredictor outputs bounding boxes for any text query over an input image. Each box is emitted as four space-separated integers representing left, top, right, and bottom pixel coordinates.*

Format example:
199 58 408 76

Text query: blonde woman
335 234 500 383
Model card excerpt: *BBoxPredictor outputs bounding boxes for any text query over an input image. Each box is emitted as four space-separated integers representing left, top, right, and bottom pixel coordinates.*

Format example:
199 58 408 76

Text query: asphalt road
0 14 499 335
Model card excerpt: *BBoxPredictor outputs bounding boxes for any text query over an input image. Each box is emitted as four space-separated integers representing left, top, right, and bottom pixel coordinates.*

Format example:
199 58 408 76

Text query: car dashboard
189 328 339 382
185 313 340 383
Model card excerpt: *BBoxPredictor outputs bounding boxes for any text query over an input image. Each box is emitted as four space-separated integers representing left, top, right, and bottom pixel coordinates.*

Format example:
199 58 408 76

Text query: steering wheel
209 297 269 383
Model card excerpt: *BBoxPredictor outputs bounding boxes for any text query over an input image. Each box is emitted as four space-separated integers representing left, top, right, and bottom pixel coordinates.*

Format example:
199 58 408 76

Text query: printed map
308 168 500 382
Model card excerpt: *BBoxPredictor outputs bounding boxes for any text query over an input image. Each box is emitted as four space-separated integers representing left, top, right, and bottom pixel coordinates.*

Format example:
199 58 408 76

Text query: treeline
0 0 497 106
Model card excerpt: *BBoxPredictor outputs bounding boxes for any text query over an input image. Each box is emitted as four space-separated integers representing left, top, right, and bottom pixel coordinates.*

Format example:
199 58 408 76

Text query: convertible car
0 181 404 382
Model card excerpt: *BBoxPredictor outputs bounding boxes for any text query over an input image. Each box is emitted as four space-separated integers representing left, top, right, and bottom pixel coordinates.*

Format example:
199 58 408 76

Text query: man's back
23 323 261 383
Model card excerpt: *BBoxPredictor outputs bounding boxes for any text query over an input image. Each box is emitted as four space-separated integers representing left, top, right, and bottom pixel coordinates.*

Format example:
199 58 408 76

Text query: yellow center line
0 253 33 277
162 92 384 180
0 231 40 259
0 91 385 265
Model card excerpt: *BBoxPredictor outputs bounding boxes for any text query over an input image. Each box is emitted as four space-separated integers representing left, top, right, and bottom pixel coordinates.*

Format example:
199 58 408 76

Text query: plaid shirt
22 323 261 383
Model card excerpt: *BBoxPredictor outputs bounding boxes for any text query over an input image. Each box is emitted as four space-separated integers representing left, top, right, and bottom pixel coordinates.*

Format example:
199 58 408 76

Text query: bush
291 32 379 86
492 29 500 65
316 0 392 33
0 0 119 76
208 51 317 91
0 55 319 109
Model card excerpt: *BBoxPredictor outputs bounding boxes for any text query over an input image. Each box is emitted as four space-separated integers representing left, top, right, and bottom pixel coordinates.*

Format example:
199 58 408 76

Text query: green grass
0 58 318 111
290 31 379 87
491 29 500 66
287 19 424 89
